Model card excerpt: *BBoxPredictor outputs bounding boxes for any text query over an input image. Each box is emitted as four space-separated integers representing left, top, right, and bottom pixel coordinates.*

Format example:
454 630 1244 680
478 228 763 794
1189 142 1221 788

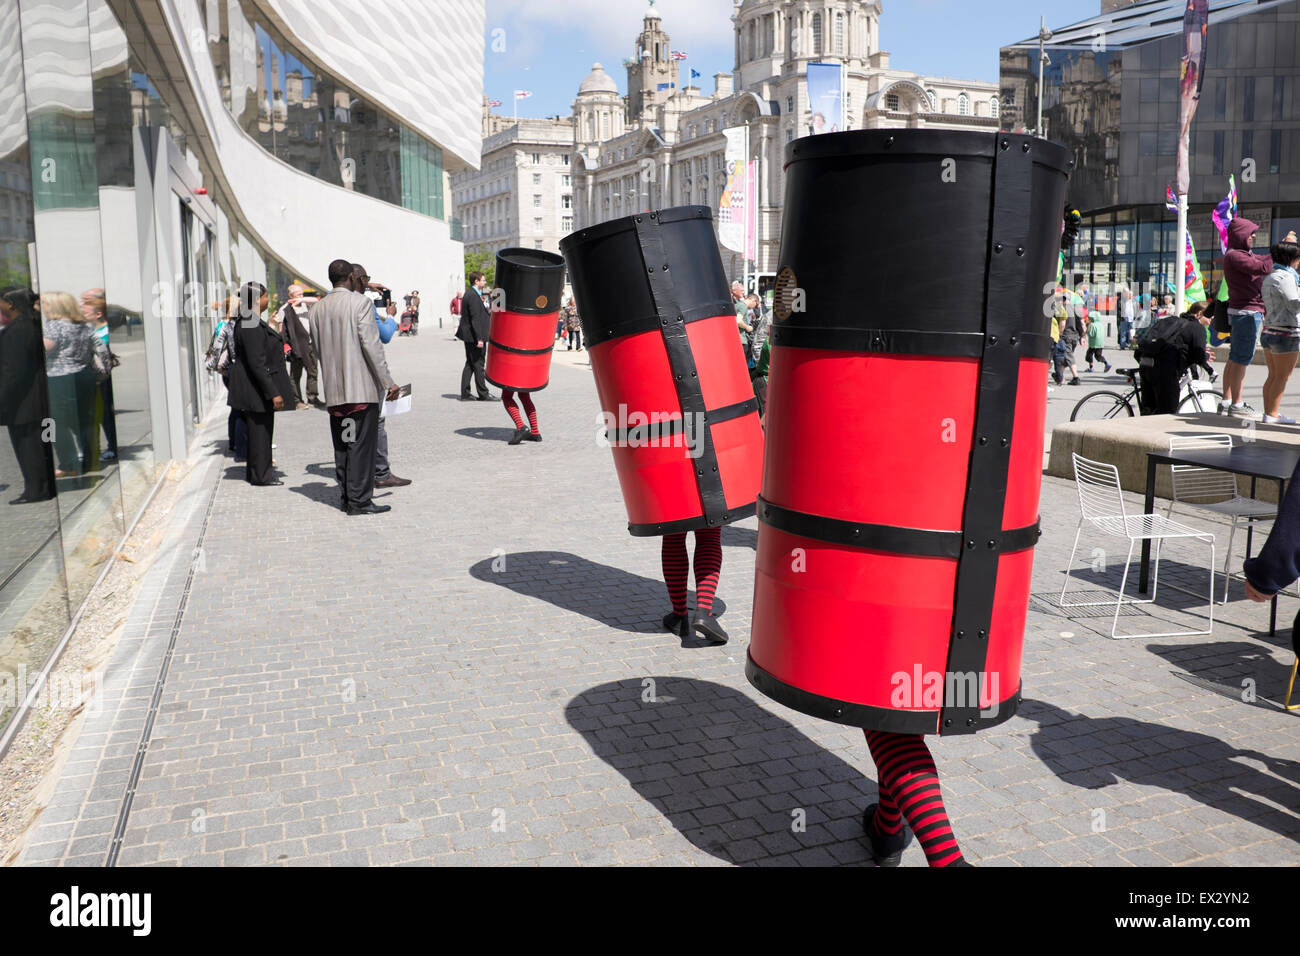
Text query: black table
1142 443 1300 634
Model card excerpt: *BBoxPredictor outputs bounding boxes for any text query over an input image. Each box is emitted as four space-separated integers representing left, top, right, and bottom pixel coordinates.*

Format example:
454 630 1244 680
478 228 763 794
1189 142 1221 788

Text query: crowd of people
0 286 124 505
1047 224 1300 419
210 264 417 514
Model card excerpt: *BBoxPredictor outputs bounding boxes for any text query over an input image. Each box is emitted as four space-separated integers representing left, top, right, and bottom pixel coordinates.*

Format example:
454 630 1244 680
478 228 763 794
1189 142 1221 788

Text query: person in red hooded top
1220 217 1281 417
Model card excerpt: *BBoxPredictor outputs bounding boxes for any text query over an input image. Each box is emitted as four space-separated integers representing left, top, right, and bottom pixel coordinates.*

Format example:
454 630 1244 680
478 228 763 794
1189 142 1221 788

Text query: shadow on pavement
1022 698 1300 841
1145 639 1297 709
565 677 876 865
455 426 520 442
468 550 726 634
721 524 757 550
287 481 340 510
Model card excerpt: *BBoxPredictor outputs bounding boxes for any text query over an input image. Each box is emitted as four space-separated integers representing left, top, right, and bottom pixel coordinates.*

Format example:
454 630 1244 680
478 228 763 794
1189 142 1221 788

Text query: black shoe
863 803 912 867
524 432 542 442
477 394 497 402
346 503 392 516
508 427 529 445
1069 377 1081 386
374 474 412 488
10 493 54 505
251 479 284 486
662 611 690 638
693 613 728 644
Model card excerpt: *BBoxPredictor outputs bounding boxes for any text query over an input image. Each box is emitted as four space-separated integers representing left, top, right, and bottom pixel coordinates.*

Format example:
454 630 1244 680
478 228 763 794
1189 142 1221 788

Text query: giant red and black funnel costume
486 247 566 393
560 206 763 536
748 130 1071 743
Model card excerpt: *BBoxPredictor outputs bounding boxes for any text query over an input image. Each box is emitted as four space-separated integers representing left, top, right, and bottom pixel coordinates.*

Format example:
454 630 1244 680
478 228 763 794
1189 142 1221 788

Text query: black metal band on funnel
494 247 566 315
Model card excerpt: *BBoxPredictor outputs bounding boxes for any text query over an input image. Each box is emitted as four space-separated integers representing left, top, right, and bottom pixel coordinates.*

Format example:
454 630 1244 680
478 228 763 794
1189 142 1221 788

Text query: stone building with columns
572 0 1002 279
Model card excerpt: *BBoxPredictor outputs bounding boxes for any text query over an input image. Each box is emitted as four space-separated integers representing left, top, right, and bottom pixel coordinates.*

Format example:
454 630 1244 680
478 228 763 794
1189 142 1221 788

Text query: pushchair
398 309 415 336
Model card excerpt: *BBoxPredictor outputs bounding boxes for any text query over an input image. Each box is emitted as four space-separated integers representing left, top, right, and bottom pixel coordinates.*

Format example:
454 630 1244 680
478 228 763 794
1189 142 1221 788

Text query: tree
464 249 495 287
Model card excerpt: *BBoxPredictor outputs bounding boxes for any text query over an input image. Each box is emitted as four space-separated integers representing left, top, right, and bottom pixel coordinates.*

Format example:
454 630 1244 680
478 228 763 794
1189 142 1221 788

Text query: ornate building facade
569 1 1002 278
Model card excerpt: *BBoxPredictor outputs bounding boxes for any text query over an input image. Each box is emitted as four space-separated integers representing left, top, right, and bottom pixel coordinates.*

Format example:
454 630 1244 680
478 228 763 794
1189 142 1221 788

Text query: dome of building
578 62 619 96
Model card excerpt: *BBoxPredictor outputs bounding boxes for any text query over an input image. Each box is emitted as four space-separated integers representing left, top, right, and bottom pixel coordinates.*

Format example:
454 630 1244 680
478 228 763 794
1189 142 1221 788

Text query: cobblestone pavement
18 328 1300 867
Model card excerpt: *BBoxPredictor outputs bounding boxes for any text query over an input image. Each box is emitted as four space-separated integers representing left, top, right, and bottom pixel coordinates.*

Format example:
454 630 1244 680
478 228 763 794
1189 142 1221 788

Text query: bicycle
1070 367 1223 422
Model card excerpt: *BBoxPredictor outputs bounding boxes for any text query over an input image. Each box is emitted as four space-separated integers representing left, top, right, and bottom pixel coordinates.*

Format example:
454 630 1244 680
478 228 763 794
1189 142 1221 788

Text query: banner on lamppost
719 126 753 258
1176 0 1209 196
806 62 844 134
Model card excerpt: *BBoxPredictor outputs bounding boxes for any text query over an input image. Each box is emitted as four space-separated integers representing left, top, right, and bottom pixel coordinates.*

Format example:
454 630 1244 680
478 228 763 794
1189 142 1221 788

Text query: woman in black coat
1 288 56 503
226 282 294 485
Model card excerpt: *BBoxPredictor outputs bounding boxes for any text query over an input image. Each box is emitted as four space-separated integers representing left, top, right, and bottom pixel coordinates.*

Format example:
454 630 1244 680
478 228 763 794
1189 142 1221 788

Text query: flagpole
1176 193 1189 316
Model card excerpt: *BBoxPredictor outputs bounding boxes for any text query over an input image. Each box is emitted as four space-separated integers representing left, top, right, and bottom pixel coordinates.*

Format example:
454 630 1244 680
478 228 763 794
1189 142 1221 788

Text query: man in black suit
458 271 494 401
0 288 55 503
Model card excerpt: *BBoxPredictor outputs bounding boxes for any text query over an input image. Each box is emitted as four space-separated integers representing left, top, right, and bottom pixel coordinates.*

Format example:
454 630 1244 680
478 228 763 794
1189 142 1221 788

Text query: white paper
382 394 412 416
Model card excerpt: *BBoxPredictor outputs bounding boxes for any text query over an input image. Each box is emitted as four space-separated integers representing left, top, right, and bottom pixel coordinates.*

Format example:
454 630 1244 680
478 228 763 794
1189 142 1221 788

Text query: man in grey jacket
309 258 400 515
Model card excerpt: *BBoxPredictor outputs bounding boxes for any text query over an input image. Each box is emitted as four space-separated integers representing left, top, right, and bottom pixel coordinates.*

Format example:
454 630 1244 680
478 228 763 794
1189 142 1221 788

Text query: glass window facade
1 0 305 736
205 0 443 219
1001 0 1298 212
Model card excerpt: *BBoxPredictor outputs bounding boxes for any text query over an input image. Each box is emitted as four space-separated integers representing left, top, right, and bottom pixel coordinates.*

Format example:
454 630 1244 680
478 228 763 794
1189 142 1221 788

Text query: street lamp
1036 16 1053 139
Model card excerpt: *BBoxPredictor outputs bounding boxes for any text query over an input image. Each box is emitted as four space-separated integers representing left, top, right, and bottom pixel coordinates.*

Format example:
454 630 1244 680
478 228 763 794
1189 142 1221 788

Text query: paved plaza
16 327 1300 867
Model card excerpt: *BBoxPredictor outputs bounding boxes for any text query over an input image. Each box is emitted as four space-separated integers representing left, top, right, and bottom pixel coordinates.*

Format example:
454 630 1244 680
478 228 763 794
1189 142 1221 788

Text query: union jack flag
487 99 502 107
670 50 688 60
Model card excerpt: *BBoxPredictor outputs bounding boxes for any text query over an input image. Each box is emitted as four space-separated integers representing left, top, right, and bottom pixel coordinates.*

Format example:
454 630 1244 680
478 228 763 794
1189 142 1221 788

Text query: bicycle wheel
1179 389 1224 415
1071 390 1136 422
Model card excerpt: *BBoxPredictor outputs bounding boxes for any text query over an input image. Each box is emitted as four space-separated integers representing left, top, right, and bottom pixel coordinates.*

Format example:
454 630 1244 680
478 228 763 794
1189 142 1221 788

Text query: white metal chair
1060 453 1216 639
1165 434 1276 604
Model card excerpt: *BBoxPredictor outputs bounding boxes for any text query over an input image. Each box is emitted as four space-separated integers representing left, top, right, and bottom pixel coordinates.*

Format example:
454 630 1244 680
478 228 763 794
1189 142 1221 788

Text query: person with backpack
1137 302 1214 415
1051 292 1082 385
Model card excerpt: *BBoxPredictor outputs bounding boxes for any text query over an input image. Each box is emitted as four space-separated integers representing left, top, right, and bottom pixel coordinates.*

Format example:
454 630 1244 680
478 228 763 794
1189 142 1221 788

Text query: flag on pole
1175 0 1209 196
670 50 688 60
1163 184 1207 302
1212 174 1238 253
691 68 701 80
487 99 502 107
514 90 532 99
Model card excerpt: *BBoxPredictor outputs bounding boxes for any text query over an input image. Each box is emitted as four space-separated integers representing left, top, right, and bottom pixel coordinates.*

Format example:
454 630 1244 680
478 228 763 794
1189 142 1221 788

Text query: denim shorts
1228 311 1262 364
1261 329 1300 354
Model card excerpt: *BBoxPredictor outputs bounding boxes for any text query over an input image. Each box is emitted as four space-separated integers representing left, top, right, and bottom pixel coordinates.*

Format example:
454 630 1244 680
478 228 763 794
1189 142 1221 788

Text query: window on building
958 93 970 116
534 217 543 233
531 152 541 164
1242 129 1254 165
562 174 571 186
835 12 844 53
562 195 572 209
532 173 541 185
812 13 822 55
1270 130 1282 174
1214 77 1226 120
562 216 573 231
990 95 999 119
926 89 937 111
886 93 899 112
787 95 794 113
1212 130 1225 174
563 154 570 165
1243 76 1255 123
534 240 544 249
1274 76 1286 121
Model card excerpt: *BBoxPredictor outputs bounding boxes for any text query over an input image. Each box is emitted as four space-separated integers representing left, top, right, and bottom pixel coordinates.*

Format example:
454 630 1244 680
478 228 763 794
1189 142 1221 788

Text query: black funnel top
495 247 566 314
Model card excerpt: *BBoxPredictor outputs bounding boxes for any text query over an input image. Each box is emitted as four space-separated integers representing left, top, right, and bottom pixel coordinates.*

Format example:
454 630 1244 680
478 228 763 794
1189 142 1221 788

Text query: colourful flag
1162 186 1206 301
514 90 532 99
1212 174 1238 253
487 99 502 107
670 50 688 60
1165 184 1179 213
690 68 701 80
1175 0 1209 196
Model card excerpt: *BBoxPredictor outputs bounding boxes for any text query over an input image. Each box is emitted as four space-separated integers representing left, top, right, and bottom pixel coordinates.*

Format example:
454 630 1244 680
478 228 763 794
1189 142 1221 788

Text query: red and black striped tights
661 529 721 615
865 728 966 867
501 390 539 435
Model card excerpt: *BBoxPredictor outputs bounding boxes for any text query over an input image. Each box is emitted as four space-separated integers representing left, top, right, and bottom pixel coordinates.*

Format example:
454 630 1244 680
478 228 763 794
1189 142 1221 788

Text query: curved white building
0 0 483 730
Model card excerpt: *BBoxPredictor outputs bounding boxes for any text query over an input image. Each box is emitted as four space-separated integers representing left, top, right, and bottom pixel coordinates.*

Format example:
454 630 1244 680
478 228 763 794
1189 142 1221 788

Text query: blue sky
484 0 1093 118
